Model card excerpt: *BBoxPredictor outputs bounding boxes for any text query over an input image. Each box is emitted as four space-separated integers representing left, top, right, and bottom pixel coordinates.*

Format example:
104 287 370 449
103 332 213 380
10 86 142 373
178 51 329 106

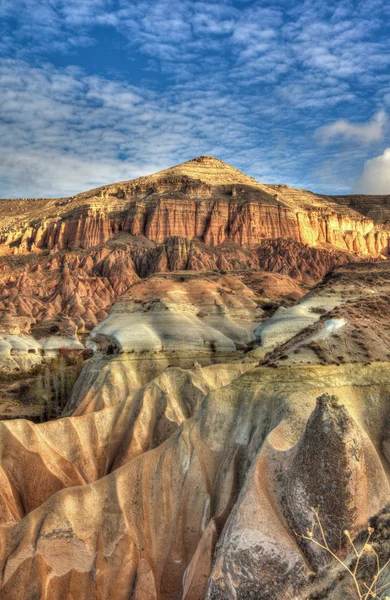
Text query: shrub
58 346 82 365
296 507 390 600
18 382 32 405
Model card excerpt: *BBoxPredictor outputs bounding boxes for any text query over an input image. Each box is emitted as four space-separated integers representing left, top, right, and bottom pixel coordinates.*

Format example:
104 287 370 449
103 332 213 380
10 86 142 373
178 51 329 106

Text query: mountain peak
187 155 223 164
138 155 261 188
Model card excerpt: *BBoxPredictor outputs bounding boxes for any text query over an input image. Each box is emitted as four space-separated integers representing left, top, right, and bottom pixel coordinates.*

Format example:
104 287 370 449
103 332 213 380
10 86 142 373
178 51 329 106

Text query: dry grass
296 507 390 600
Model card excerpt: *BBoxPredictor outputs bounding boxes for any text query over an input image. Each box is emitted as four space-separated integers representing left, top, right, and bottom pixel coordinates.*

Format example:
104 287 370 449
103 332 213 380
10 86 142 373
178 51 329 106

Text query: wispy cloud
315 110 387 144
0 60 264 197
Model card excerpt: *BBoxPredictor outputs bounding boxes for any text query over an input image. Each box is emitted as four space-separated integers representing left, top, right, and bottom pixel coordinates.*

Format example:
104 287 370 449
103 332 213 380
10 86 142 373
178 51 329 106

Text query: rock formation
1 157 390 599
1 361 390 599
260 261 390 365
0 155 388 343
2 157 389 256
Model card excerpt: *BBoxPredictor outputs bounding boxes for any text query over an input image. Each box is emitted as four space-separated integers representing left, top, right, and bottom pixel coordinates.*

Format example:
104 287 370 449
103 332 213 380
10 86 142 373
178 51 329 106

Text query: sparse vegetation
0 348 91 422
296 507 390 600
27 348 86 421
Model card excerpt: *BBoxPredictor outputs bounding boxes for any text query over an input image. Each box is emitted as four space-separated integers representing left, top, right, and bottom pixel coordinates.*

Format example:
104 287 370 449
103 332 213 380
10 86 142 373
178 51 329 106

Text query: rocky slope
0 360 390 599
0 237 351 341
0 155 387 357
1 260 390 598
1 156 389 255
1 157 390 599
260 261 390 366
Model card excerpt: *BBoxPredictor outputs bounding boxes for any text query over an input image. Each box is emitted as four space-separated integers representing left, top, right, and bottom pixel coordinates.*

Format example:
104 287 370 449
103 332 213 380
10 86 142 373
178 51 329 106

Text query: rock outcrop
260 261 390 365
90 273 262 357
1 157 389 257
0 362 390 599
0 156 388 339
2 157 390 599
0 333 83 371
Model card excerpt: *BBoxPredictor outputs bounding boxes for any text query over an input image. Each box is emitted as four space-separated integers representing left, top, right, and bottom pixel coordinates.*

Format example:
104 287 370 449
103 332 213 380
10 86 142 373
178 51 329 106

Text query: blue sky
1 0 390 197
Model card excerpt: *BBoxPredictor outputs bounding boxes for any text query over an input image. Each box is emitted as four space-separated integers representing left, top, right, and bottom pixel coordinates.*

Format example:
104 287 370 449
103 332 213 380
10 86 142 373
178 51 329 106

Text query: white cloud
0 60 267 197
315 110 387 144
357 148 390 194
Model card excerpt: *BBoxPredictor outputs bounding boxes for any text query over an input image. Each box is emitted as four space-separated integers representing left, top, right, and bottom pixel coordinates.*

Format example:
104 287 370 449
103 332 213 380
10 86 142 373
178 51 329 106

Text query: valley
0 157 390 598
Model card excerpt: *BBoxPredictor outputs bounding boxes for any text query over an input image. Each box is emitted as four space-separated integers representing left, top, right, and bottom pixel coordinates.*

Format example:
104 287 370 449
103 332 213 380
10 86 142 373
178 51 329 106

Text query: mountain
1 156 389 254
1 157 390 599
0 155 388 348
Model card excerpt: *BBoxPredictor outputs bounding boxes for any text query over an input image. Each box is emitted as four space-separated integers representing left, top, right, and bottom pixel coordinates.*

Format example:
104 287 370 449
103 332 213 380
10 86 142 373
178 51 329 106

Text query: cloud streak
315 110 387 144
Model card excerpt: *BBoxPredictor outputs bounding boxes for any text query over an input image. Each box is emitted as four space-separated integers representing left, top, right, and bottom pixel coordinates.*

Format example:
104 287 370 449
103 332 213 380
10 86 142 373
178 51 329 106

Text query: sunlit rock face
0 362 390 599
1 157 389 255
90 273 262 356
2 157 390 599
1 264 390 598
0 155 388 340
0 333 83 370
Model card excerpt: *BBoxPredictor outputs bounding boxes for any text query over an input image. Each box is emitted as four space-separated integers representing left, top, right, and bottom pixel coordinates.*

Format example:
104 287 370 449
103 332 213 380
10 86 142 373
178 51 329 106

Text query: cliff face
5 192 389 257
126 197 388 254
0 155 387 338
1 156 389 256
1 222 390 597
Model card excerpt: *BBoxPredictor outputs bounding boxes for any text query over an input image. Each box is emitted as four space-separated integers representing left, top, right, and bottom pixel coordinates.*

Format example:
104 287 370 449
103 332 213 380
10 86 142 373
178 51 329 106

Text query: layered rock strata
259 261 390 365
1 156 388 342
90 274 262 356
1 157 389 257
1 157 390 599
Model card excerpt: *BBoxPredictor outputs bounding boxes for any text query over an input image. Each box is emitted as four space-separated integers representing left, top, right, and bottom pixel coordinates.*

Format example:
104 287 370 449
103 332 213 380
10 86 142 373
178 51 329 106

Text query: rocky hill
0 155 388 346
1 156 389 255
1 157 390 599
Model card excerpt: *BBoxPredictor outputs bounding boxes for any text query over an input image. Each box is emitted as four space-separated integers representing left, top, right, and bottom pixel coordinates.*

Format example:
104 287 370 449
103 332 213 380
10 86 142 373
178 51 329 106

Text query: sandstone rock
90 274 262 356
2 157 390 600
0 363 390 598
0 156 386 342
261 261 390 366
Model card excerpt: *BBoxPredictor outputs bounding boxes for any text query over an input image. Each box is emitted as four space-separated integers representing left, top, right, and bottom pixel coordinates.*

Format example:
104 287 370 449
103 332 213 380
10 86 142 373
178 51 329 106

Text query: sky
1 0 390 198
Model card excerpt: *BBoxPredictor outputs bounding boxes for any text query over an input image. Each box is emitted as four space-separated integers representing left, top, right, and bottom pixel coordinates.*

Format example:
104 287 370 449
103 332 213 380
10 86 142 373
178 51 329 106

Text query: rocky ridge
0 155 386 350
1 157 390 599
1 157 389 256
0 361 390 599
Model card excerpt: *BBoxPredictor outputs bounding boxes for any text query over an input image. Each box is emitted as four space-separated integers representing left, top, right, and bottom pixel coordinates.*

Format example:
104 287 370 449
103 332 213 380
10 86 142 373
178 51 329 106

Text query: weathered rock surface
2 157 390 599
0 155 388 339
0 333 83 371
261 261 390 365
0 239 314 339
1 157 389 256
0 362 389 599
0 360 253 526
91 273 262 356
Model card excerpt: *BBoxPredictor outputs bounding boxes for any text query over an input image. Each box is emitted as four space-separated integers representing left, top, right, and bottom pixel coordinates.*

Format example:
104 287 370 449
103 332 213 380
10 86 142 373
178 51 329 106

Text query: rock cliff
1 361 390 599
0 155 387 340
2 158 390 599
1 157 389 256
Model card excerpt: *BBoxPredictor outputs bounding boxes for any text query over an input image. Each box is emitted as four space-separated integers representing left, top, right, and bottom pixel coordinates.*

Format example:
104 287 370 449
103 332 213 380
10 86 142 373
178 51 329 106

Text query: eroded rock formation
1 157 390 599
2 157 389 256
0 156 388 342
0 361 390 599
